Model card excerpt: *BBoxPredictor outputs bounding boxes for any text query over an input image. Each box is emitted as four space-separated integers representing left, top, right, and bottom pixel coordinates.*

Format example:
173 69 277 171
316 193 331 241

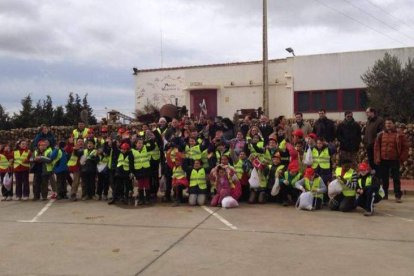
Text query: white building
134 47 414 121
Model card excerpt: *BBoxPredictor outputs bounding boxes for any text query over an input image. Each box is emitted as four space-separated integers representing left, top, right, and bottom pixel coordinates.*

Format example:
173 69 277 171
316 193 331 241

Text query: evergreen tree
52 105 67 126
0 104 11 130
42 95 54 125
12 94 34 128
32 99 43 126
65 92 78 125
82 93 97 125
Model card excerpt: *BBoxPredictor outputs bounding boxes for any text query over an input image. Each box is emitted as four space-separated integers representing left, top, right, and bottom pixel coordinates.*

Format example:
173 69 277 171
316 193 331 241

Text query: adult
313 109 336 143
239 115 252 138
336 111 361 166
291 112 312 137
72 122 90 139
258 115 273 143
374 118 409 202
363 107 384 172
32 125 56 149
273 115 292 142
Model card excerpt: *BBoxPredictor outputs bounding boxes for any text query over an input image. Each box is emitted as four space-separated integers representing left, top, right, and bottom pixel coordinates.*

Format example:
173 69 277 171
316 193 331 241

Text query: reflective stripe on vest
132 147 150 169
284 171 302 186
234 160 244 179
73 128 89 139
117 153 130 171
190 168 207 189
248 141 264 155
201 149 209 168
13 150 30 168
304 177 323 199
173 166 186 179
358 176 372 189
312 148 330 169
335 167 356 197
0 154 9 170
83 149 97 160
45 148 54 172
67 152 79 167
186 145 202 160
149 143 160 161
52 149 63 167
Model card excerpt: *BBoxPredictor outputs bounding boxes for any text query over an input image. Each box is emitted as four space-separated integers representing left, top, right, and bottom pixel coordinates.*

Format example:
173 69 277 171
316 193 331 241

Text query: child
279 163 302 206
167 149 188 207
0 144 13 201
108 143 134 205
211 166 233 207
52 141 69 200
12 140 31 200
77 139 99 200
264 152 285 202
329 159 358 212
356 162 384 216
187 159 207 206
132 136 155 205
31 140 53 201
248 157 267 204
233 151 252 201
66 138 84 201
96 146 110 200
295 167 327 210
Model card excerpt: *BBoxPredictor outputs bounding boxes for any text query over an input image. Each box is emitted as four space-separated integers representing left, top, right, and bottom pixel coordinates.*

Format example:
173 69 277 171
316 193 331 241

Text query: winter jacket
313 117 336 142
374 130 409 163
292 121 312 136
51 148 68 174
336 118 361 152
363 116 384 148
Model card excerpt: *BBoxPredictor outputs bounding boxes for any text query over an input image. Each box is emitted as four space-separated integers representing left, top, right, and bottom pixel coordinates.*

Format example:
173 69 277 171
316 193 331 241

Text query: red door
190 90 217 119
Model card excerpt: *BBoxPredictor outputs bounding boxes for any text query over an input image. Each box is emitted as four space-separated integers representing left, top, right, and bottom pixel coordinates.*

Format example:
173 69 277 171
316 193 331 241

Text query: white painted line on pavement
17 199 55 223
202 206 238 230
381 212 414 222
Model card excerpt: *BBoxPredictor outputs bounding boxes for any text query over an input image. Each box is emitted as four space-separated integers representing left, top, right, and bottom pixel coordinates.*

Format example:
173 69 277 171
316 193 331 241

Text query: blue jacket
50 148 68 174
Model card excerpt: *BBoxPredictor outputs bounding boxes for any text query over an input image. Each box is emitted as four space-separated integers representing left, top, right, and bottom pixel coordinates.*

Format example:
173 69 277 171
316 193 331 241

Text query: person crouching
187 159 207 206
356 162 384 216
295 168 327 210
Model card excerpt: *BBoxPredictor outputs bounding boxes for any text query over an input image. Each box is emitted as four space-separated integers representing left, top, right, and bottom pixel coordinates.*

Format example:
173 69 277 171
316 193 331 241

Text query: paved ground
0 194 413 276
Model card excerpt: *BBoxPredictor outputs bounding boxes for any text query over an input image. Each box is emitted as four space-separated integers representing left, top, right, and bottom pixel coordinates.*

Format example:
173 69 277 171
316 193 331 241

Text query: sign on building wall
136 73 185 109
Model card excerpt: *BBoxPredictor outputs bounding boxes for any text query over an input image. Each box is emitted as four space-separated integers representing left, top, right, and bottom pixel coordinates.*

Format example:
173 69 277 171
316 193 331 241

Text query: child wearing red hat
166 149 188 206
278 162 302 206
108 143 134 205
295 167 327 210
356 162 384 216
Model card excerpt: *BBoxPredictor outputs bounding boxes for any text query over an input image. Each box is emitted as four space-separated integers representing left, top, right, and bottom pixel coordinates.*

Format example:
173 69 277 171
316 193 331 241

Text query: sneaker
14 197 21 201
93 195 100 201
70 194 77 201
49 192 57 199
363 211 373 216
6 196 12 201
81 196 88 201
1 196 6 201
22 197 29 201
395 197 402 203
102 195 108 201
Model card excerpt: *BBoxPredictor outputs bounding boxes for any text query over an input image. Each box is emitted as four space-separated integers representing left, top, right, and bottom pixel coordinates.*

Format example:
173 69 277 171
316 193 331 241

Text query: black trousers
81 172 96 198
97 171 109 196
150 160 160 198
33 173 50 199
379 160 402 198
356 186 382 212
56 172 68 197
366 145 378 173
113 175 130 200
329 194 356 212
279 183 299 203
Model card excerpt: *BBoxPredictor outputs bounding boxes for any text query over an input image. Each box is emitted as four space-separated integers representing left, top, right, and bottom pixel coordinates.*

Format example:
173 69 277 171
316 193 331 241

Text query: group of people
0 107 409 216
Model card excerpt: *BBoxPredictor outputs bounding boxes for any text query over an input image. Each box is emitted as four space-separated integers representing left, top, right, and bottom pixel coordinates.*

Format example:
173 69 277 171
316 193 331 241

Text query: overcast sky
0 0 413 118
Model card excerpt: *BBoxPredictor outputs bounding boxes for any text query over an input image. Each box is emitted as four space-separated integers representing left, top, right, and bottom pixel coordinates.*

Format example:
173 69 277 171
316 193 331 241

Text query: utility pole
262 0 269 116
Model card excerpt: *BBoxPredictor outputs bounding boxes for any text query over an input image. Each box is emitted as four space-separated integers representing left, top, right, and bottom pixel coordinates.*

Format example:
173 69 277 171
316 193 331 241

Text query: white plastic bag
271 177 280 196
296 191 314 210
221 196 239 208
97 163 107 173
303 147 313 166
248 168 260 189
328 179 343 199
159 175 166 193
3 173 12 191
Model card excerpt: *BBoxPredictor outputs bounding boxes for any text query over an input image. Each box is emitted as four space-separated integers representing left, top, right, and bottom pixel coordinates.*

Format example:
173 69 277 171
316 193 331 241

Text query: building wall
135 47 414 121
